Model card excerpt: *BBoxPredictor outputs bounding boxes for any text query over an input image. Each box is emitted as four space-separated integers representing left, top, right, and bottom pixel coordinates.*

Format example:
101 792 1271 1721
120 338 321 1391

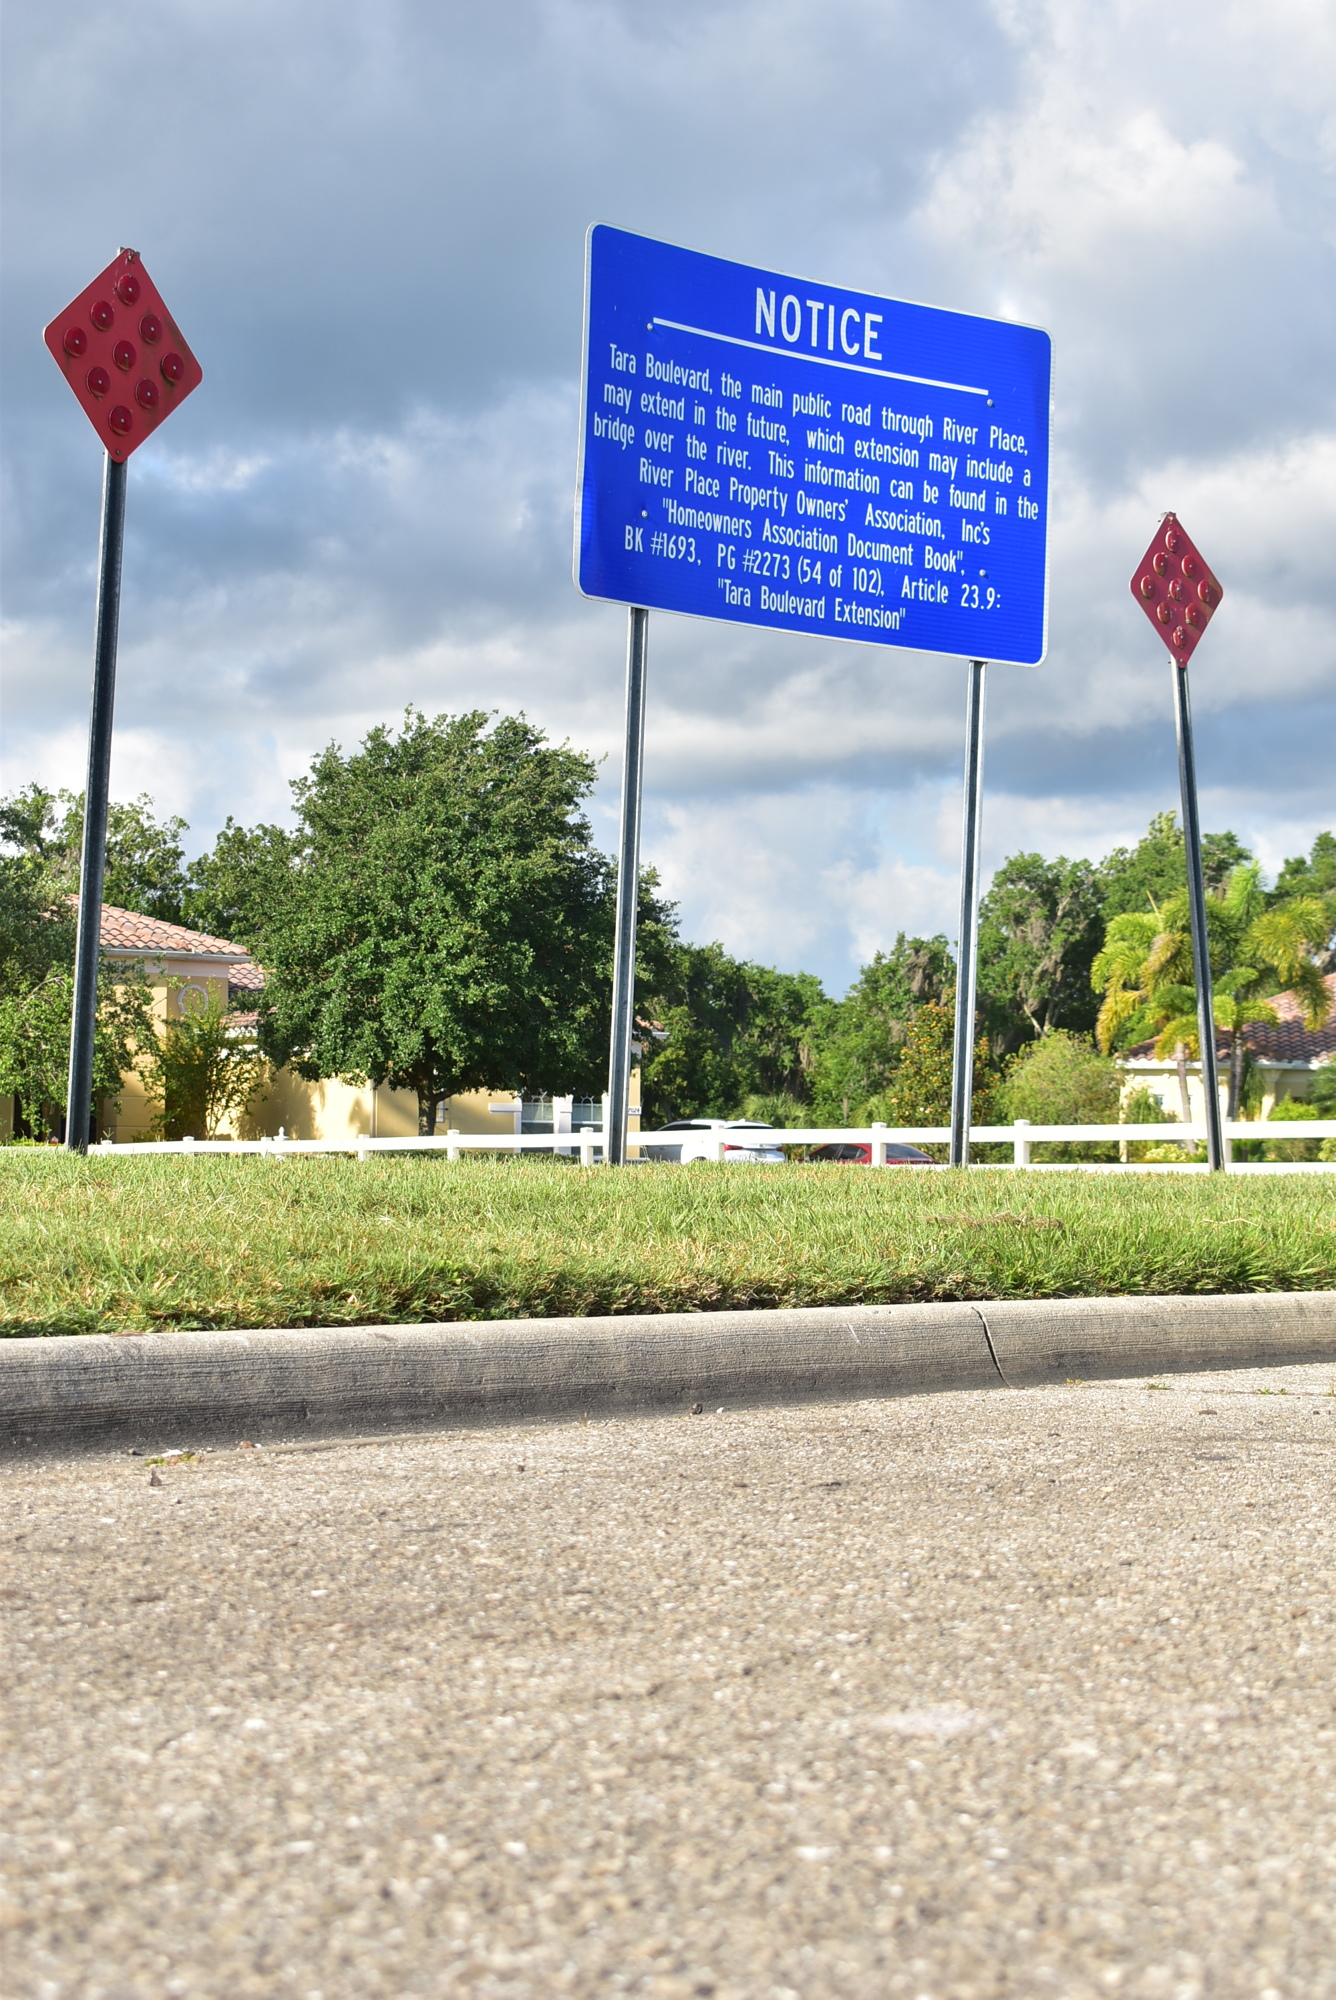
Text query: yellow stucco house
87 907 634 1145
1118 972 1336 1121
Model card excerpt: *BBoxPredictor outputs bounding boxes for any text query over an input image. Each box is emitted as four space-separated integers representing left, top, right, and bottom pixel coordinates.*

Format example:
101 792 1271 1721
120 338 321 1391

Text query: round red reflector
1168 578 1185 602
134 378 159 411
86 365 111 398
1185 603 1201 627
138 312 163 344
1198 581 1215 606
1139 575 1156 600
115 272 141 306
1181 555 1198 578
113 339 136 372
108 405 134 436
1152 551 1169 577
63 326 89 358
1172 624 1187 647
1156 603 1172 624
90 299 115 332
160 351 185 385
1165 527 1181 553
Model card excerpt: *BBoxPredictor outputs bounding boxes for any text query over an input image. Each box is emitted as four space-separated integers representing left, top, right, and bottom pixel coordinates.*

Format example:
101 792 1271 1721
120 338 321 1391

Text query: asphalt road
4 1362 1336 1999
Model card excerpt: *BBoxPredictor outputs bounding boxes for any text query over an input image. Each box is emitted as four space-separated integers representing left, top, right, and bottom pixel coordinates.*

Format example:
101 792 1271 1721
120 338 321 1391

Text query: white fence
19 1116 1336 1170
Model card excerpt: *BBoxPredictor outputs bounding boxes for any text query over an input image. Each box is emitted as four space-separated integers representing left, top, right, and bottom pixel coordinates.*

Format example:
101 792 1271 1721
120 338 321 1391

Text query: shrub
996 1030 1119 1161
865 1002 999 1160
144 987 270 1140
1000 1031 1119 1124
1262 1093 1320 1163
739 1092 810 1129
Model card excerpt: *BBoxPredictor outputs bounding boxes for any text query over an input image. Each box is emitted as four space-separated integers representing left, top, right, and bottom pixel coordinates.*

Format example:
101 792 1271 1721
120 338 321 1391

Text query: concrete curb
3 1293 1334 1454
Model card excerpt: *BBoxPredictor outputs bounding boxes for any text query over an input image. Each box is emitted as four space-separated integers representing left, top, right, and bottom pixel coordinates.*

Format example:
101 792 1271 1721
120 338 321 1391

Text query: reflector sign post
44 249 203 1152
44 249 202 463
1131 513 1222 669
1130 512 1226 1172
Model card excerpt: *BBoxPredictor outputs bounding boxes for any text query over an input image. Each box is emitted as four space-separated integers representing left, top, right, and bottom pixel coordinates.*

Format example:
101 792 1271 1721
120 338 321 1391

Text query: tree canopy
1097 810 1253 921
1092 861 1332 1119
976 853 1104 1049
804 934 952 1121
234 708 670 1134
0 787 149 1134
4 751 1330 1143
638 942 828 1125
1 785 190 925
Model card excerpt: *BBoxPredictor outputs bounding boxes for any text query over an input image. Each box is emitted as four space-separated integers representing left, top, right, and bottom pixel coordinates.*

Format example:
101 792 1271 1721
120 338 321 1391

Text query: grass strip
1 1154 1333 1338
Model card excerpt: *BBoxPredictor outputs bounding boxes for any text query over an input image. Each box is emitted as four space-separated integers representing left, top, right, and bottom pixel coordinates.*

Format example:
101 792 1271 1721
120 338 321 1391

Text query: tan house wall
100 957 235 1142
1119 1058 1318 1125
236 1079 639 1143
97 954 638 1143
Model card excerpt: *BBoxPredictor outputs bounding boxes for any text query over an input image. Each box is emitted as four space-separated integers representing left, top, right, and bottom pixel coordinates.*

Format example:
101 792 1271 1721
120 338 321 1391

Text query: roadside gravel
4 1363 1335 1998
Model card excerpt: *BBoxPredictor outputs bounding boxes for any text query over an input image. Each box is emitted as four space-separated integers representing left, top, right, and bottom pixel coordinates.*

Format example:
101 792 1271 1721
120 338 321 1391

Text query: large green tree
806 933 952 1121
182 818 298 942
1097 810 1252 921
1 784 190 924
0 968 152 1141
976 853 1104 1049
870 999 999 1132
0 844 73 1008
639 942 828 1124
242 708 663 1134
0 788 154 1136
1272 829 1336 904
1271 831 1336 972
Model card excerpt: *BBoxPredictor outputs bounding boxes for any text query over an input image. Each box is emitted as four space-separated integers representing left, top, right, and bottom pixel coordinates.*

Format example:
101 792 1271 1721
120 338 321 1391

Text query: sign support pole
606 605 648 1166
65 452 127 1154
949 658 987 1169
1170 659 1224 1172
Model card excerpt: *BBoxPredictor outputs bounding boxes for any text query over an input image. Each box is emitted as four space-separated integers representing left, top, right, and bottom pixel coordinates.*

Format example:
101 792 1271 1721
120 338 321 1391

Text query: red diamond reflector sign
1130 512 1223 668
43 249 202 462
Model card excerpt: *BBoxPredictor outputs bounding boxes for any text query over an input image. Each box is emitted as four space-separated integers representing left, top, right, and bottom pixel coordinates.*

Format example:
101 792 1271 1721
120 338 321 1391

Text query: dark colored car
807 1141 941 1166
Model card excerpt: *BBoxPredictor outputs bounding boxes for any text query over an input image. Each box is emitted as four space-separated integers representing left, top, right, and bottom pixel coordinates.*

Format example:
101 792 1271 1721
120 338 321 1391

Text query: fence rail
8 1117 1335 1170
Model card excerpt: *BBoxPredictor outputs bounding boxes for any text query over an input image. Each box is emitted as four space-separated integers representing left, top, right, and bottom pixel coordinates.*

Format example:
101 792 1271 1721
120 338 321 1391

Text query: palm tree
1092 910 1158 1052
1210 969 1281 1119
1244 897 1331 1028
1093 905 1196 1122
1092 865 1329 1126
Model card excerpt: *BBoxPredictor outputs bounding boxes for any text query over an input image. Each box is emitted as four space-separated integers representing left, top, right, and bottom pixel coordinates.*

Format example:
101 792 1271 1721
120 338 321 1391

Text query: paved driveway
4 1362 1335 1998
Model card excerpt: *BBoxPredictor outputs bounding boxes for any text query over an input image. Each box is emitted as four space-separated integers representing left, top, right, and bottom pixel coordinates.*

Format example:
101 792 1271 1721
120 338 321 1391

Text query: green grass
2 1155 1334 1337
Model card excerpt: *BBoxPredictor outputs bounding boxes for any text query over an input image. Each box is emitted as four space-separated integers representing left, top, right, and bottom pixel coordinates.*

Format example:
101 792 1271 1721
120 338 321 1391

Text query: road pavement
4 1362 1336 1998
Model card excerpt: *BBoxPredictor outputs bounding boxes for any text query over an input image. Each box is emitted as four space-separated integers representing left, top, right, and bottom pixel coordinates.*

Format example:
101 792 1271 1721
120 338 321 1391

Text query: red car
807 1141 941 1166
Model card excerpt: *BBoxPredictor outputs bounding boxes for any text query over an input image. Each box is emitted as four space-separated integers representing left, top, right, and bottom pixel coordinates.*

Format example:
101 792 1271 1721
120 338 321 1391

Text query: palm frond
1152 1016 1200 1061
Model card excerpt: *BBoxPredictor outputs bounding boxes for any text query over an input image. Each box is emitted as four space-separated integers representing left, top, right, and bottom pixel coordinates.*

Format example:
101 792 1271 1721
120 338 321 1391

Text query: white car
641 1118 787 1164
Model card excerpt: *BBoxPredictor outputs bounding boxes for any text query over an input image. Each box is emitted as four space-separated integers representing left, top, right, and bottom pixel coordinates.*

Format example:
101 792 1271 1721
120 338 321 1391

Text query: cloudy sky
3 0 1333 991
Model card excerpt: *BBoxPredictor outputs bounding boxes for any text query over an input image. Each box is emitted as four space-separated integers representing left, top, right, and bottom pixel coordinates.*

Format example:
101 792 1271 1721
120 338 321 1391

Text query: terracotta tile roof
1124 972 1336 1066
94 903 266 999
96 904 247 956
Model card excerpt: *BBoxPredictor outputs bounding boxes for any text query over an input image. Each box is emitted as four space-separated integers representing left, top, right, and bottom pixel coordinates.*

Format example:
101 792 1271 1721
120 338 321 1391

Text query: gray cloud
3 0 1332 992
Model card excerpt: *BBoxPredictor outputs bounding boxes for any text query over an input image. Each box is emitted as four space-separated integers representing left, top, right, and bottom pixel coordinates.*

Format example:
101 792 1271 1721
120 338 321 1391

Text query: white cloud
3 0 1333 991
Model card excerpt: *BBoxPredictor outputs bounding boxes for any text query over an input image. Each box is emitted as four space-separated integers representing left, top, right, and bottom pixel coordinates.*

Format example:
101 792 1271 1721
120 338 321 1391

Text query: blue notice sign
575 226 1052 666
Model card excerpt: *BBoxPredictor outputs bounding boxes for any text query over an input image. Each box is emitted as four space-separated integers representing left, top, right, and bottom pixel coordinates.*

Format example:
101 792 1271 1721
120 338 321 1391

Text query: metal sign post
1130 513 1226 1172
43 250 202 1152
575 226 1052 1159
66 455 128 1157
949 659 987 1167
605 606 649 1166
